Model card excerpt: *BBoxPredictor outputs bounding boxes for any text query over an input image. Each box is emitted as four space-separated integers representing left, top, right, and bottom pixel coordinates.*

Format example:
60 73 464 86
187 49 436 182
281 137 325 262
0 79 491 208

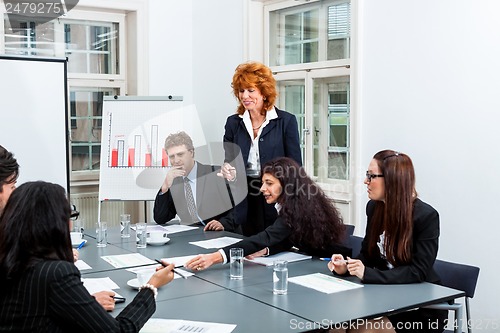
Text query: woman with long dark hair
328 150 447 333
185 157 350 271
0 181 175 332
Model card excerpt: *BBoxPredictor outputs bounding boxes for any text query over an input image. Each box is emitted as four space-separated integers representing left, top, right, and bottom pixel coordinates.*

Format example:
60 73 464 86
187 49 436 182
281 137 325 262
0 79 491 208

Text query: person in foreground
219 61 302 236
0 145 19 215
0 181 175 332
185 157 350 271
328 150 447 333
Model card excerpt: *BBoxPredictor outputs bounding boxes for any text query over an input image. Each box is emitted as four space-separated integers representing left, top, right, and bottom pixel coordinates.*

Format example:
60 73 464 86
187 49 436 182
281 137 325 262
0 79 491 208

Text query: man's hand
204 220 224 231
161 166 185 193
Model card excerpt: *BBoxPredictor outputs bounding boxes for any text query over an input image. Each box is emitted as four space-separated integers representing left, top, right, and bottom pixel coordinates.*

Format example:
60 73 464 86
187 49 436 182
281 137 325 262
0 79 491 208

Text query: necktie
184 177 199 223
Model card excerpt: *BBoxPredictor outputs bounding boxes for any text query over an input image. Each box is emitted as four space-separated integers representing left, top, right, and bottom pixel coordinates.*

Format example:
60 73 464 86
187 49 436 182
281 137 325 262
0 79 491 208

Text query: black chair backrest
345 224 355 236
349 235 363 258
433 259 480 298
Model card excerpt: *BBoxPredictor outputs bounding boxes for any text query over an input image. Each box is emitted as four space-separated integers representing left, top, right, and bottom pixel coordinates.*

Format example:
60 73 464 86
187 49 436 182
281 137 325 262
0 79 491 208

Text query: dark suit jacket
358 199 442 284
153 162 235 227
222 108 302 228
223 108 302 168
0 260 155 332
222 216 351 259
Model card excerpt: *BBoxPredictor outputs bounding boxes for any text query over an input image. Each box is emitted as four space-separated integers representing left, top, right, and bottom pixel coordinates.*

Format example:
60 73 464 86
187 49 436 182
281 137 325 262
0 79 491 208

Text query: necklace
252 119 265 130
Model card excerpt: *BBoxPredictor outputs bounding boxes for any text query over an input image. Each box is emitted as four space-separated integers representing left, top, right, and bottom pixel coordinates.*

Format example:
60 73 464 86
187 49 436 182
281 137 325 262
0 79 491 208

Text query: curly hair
0 181 73 280
231 61 277 115
261 157 345 251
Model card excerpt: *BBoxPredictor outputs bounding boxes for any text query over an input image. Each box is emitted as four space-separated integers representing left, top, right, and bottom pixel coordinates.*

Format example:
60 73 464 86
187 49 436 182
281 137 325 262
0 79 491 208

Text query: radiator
70 193 124 229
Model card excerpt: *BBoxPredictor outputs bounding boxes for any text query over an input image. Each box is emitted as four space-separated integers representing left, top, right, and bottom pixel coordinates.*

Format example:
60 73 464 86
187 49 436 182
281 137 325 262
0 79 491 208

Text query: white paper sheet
189 236 241 249
101 253 156 268
131 224 198 235
140 318 236 333
245 252 312 266
81 277 120 295
289 273 364 294
74 259 92 271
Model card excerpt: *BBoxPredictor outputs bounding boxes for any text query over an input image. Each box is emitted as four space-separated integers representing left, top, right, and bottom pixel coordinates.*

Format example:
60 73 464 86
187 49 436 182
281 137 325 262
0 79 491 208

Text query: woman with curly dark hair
185 157 350 271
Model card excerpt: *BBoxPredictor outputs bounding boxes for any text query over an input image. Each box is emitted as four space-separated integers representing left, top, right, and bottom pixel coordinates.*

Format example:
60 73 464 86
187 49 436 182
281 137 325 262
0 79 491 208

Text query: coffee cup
70 231 83 245
149 231 167 243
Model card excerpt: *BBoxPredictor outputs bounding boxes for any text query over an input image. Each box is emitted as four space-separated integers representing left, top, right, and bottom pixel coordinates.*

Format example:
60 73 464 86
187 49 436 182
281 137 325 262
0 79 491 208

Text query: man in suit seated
153 131 239 232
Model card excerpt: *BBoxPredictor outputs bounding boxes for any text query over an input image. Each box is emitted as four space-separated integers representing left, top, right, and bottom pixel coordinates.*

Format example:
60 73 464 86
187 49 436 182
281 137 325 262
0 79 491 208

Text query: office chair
349 235 363 258
425 259 480 333
345 224 355 236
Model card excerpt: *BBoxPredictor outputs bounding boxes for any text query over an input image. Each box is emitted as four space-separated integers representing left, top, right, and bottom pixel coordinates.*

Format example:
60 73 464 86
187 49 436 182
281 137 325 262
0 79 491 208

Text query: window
267 0 352 190
269 0 350 66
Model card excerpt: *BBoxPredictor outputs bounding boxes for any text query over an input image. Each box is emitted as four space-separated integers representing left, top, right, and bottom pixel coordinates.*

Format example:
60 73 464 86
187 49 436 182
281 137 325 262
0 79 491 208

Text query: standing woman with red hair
329 150 447 333
216 61 302 237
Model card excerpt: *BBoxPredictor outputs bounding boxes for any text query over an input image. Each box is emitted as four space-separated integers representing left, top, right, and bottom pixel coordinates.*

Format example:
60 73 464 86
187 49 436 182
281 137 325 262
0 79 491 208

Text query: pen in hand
155 259 188 279
76 241 85 250
320 258 349 264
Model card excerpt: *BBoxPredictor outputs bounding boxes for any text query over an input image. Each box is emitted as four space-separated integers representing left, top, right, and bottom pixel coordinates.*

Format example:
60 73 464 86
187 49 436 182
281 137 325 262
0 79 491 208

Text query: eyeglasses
366 171 384 183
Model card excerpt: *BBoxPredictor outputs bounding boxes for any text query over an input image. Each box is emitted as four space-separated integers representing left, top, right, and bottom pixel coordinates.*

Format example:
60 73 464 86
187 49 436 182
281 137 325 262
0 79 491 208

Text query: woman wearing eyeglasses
328 150 447 333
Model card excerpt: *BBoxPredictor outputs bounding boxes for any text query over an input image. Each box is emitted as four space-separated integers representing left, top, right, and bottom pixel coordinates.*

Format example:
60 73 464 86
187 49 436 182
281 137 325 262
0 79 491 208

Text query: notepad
245 251 312 266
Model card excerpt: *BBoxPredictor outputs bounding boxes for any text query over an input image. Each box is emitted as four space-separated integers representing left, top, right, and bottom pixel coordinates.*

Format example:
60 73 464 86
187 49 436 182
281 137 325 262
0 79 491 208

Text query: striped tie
184 177 199 223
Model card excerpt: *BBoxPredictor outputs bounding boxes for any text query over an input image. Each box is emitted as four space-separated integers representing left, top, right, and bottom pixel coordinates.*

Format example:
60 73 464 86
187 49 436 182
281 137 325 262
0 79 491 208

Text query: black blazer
153 162 234 226
0 260 155 332
358 199 442 284
222 216 351 259
223 108 302 168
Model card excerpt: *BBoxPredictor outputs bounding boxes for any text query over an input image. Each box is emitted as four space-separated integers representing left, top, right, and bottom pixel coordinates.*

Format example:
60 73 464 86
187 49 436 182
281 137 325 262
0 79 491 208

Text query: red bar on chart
145 151 152 166
162 148 168 167
111 148 118 167
128 148 135 167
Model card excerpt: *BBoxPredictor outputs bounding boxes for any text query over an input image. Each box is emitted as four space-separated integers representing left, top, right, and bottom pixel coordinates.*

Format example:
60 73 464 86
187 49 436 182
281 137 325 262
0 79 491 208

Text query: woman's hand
72 249 79 262
204 220 224 231
344 257 365 280
217 162 236 181
327 254 348 275
92 291 116 311
245 248 268 259
147 260 175 289
185 252 223 271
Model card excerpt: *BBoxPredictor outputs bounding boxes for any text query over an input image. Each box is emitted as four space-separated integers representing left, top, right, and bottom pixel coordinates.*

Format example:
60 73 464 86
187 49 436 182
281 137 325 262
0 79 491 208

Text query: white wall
149 0 245 144
357 0 500 329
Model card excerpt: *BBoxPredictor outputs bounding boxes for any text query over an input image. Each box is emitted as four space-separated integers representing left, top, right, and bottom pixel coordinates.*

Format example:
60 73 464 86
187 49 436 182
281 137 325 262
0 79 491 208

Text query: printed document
245 251 312 266
140 318 236 333
189 236 241 249
289 273 363 294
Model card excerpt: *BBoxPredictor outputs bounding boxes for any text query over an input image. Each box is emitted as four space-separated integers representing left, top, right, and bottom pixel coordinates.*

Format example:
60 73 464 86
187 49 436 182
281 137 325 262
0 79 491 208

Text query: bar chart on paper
108 118 169 168
99 96 207 201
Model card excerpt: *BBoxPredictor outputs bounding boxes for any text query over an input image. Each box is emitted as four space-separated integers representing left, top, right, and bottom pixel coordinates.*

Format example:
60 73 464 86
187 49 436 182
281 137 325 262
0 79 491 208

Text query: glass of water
229 248 244 280
136 222 147 249
273 260 288 295
96 222 107 248
120 214 131 238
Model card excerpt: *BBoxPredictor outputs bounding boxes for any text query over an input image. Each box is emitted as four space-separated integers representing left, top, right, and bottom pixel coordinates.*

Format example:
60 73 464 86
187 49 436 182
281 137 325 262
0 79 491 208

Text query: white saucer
72 239 87 248
127 278 140 289
147 237 170 246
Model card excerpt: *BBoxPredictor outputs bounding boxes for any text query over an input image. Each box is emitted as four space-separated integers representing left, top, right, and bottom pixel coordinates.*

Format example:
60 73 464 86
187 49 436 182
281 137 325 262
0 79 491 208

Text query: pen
113 296 126 303
76 241 85 250
155 259 188 279
320 258 349 264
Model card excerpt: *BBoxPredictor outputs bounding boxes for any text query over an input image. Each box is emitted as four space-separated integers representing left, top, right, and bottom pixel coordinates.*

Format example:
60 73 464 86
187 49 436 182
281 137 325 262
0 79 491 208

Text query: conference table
77 225 464 332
